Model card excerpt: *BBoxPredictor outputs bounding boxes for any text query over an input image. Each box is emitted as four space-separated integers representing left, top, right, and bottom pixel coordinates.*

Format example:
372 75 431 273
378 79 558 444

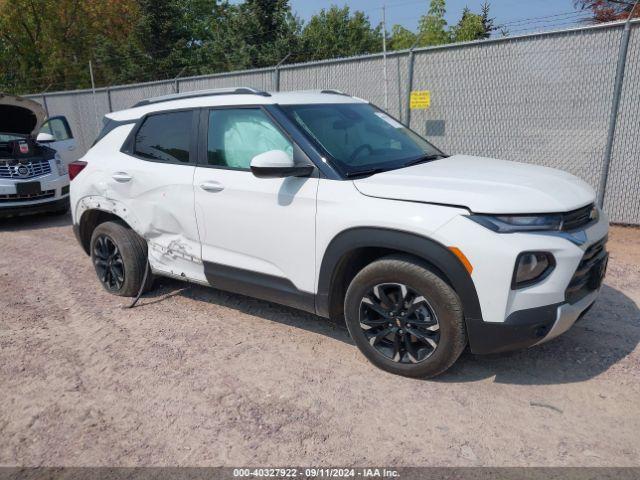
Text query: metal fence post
42 94 50 117
273 53 291 92
273 66 280 92
172 67 187 94
106 87 113 113
396 56 403 120
88 60 100 135
597 3 638 209
405 48 416 126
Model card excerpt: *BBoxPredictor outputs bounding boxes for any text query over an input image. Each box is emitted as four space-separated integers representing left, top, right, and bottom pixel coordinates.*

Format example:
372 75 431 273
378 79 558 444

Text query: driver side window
206 108 293 170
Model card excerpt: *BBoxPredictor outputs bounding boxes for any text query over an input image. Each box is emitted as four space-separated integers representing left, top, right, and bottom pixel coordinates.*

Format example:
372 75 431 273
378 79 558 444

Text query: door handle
112 172 132 183
200 181 224 193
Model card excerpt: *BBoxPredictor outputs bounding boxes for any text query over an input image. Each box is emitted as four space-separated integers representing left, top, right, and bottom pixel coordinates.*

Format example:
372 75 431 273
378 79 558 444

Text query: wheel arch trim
316 227 483 323
75 196 140 255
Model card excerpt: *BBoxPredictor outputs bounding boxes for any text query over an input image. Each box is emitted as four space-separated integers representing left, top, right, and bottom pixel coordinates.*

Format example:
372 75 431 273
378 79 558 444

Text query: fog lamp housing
512 252 555 289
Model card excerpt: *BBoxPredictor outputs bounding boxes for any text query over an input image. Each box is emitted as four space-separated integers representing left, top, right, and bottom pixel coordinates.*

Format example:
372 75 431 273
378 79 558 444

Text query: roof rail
132 87 271 107
320 89 350 96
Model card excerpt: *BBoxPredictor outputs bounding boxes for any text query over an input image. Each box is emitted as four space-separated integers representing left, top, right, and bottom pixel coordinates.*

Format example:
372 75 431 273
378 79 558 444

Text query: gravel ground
0 214 639 467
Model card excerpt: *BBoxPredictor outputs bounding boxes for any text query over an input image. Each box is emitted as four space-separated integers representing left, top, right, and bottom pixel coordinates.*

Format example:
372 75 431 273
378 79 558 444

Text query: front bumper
466 289 599 354
0 196 69 218
0 172 70 218
432 207 609 355
537 288 599 345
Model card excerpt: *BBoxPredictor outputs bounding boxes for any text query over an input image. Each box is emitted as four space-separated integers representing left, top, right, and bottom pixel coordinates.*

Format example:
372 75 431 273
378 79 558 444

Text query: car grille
0 190 55 203
565 236 608 304
561 204 595 231
0 159 52 179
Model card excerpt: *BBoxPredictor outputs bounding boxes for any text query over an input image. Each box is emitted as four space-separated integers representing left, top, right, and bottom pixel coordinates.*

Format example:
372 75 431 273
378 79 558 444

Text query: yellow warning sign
410 90 431 109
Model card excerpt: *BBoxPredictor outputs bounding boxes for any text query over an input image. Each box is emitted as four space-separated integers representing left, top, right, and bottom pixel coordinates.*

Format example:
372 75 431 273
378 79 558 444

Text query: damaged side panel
73 124 206 284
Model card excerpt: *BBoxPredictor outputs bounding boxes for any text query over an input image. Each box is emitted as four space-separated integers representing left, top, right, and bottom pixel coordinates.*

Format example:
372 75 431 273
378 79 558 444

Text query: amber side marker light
448 247 473 274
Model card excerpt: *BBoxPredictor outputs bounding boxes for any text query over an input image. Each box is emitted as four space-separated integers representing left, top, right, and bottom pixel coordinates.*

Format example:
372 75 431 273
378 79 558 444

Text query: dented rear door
105 109 205 282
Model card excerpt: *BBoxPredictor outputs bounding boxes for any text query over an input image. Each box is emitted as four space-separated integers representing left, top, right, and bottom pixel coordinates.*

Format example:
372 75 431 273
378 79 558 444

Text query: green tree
236 0 301 68
417 0 450 47
300 5 382 61
389 24 417 50
131 0 195 80
0 0 139 94
450 7 485 42
190 0 300 72
480 1 500 38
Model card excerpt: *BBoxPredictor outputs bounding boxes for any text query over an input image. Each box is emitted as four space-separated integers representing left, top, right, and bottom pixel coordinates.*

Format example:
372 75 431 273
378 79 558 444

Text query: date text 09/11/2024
232 468 400 478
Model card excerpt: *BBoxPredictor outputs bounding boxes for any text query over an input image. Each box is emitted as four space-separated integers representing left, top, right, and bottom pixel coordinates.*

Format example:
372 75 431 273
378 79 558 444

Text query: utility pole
382 4 389 110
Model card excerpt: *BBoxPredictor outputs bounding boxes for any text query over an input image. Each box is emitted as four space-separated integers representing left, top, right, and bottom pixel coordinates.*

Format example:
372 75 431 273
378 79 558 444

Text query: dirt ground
0 214 639 467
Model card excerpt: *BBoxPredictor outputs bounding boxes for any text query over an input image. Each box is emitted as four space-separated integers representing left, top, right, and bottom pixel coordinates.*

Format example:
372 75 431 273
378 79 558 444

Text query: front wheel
344 254 467 378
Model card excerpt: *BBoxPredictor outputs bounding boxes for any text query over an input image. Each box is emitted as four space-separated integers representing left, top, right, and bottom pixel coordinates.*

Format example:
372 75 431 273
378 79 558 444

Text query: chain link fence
26 20 639 224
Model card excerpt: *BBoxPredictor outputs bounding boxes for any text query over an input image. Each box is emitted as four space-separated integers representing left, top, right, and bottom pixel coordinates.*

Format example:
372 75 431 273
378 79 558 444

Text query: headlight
512 252 555 289
468 213 562 233
54 153 68 176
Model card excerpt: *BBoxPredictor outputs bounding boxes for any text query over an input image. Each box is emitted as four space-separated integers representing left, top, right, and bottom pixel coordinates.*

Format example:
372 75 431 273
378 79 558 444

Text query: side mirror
37 132 55 143
250 150 314 179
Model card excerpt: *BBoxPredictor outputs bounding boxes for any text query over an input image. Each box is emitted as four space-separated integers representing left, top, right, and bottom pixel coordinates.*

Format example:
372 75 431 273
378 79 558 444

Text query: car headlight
54 153 68 176
468 213 562 233
512 252 555 289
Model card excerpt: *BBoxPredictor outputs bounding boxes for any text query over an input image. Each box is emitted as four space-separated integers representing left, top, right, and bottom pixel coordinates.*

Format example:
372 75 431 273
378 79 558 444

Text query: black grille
0 190 55 203
565 236 608 304
561 204 595 231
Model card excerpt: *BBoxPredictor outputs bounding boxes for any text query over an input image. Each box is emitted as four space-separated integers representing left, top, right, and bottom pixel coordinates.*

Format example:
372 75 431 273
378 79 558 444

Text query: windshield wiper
403 154 447 168
344 154 448 178
344 167 390 179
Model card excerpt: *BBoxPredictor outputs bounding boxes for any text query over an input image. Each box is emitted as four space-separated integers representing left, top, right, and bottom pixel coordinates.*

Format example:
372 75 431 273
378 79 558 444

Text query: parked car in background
0 93 77 217
69 87 609 378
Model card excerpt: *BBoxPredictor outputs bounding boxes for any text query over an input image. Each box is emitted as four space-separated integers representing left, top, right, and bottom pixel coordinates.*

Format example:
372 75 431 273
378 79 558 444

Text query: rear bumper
0 196 69 218
467 290 599 354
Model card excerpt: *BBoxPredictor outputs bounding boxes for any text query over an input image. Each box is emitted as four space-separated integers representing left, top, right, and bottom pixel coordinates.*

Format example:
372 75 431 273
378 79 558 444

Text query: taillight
68 161 87 181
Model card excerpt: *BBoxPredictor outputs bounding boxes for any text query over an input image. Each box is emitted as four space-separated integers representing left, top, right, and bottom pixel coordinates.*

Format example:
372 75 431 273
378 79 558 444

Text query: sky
287 0 591 36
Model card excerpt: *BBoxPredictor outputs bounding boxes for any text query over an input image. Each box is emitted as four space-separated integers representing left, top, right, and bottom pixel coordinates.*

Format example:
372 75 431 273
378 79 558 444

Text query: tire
90 221 153 297
344 254 467 378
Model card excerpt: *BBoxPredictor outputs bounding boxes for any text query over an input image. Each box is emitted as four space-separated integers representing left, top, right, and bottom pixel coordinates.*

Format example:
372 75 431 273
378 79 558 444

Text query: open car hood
352 155 596 214
0 93 47 137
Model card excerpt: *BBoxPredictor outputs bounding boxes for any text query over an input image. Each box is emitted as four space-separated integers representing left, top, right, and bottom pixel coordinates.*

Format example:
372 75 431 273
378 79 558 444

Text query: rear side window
134 111 192 163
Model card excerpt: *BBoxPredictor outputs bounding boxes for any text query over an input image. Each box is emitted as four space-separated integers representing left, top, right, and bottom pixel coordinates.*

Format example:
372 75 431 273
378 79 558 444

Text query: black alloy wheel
93 234 125 291
359 282 440 363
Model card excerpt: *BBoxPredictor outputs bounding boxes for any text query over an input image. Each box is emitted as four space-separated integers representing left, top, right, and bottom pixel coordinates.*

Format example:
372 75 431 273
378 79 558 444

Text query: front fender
316 227 483 325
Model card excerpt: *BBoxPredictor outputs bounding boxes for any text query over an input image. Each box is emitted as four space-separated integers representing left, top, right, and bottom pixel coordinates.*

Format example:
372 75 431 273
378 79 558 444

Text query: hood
0 93 47 137
353 155 596 214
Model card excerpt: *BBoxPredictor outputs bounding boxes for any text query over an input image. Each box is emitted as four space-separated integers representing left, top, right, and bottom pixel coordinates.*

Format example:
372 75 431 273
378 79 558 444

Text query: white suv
69 87 609 377
0 93 78 217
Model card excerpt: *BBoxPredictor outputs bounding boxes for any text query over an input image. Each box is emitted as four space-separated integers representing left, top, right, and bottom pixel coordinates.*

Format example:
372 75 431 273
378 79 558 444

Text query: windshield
281 103 444 176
